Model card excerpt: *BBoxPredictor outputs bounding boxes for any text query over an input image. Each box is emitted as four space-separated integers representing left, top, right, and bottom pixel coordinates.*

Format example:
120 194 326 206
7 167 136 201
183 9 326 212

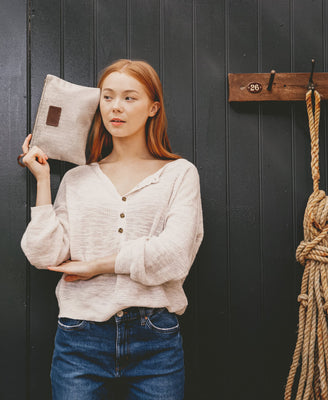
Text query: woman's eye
104 96 112 100
125 96 136 101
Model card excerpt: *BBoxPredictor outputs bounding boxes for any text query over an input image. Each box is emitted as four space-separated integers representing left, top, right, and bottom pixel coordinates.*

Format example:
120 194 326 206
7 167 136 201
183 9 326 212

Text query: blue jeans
50 307 185 399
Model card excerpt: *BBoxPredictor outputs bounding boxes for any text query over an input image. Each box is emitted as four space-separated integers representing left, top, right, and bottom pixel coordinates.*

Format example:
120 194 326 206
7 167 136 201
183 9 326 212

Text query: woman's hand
47 260 100 282
47 255 117 282
21 134 50 181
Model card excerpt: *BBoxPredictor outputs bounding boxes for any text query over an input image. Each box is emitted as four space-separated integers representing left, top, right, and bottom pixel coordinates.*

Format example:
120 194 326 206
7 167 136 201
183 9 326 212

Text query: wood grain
229 72 328 102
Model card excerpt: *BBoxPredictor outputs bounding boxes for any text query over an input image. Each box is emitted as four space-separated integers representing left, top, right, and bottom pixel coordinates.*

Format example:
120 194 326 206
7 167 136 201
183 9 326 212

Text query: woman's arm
20 133 70 268
113 165 204 286
47 253 118 282
21 173 71 269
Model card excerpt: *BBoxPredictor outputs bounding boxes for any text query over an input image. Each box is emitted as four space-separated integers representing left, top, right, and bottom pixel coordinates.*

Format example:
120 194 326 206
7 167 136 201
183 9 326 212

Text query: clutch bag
29 74 100 165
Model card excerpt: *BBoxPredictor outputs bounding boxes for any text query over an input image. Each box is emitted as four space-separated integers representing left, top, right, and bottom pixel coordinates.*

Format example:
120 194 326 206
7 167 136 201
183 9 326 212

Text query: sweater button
120 213 125 218
122 196 127 201
118 227 123 233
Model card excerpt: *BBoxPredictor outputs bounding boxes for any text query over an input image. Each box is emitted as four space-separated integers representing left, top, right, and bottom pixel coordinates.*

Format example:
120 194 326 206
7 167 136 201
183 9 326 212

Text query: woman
20 59 204 400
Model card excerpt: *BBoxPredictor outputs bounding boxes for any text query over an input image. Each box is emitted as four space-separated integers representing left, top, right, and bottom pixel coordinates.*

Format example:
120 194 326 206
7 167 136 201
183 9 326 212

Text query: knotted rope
285 89 328 400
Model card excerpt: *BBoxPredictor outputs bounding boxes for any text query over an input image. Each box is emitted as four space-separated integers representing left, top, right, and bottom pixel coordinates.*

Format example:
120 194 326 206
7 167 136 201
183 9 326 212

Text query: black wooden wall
2 0 328 399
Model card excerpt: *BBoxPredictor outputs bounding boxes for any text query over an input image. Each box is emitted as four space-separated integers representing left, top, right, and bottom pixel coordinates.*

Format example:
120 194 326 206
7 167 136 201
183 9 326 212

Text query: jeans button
116 310 124 317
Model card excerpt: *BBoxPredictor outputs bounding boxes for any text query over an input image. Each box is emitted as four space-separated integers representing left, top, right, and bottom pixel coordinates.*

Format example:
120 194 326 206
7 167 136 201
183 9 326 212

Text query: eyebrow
102 88 139 94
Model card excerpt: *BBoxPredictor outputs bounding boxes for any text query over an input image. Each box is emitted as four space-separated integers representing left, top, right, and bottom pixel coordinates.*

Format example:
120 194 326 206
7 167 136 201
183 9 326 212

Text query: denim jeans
50 307 185 400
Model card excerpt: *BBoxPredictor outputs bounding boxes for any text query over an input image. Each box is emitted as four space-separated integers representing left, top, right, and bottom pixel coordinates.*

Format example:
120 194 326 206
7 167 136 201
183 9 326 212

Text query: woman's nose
112 98 123 112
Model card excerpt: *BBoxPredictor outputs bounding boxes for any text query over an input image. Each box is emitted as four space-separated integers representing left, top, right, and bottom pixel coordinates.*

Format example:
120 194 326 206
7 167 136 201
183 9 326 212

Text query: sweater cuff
114 248 132 275
31 204 53 216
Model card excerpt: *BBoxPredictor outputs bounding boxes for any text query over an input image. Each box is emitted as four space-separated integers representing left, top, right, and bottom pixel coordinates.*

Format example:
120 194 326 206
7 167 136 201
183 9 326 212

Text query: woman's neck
105 134 154 163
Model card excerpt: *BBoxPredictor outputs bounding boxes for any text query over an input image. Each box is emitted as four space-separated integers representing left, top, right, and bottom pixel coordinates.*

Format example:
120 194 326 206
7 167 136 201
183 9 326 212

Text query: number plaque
247 82 262 94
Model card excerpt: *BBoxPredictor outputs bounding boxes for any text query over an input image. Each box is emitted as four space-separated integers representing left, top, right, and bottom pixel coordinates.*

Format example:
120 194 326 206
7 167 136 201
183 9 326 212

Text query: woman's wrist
37 175 50 184
90 254 117 275
36 176 52 206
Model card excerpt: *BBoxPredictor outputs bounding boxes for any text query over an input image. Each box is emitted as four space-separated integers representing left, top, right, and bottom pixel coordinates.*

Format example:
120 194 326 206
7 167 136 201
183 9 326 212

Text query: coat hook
267 70 276 91
308 59 315 91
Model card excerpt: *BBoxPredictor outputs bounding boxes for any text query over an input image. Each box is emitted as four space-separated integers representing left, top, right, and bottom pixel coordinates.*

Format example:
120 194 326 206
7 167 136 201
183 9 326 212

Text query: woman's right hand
22 134 50 181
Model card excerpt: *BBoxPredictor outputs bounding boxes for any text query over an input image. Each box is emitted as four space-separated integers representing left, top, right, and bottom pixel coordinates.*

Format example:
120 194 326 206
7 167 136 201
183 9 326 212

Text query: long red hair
86 59 181 164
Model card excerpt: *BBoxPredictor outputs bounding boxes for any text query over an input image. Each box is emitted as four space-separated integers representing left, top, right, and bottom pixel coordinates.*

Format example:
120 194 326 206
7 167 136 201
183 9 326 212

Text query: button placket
118 196 127 235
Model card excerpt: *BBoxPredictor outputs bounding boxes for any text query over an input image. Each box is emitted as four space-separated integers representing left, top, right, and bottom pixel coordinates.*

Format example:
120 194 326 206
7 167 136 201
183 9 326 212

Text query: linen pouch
29 74 100 165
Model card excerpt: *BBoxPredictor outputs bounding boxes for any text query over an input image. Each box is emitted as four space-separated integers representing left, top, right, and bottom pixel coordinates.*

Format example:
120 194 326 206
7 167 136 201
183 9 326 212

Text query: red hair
86 59 181 164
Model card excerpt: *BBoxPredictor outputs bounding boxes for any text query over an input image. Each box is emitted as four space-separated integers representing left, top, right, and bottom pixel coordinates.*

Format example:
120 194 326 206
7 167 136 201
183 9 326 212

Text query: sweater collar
91 159 180 197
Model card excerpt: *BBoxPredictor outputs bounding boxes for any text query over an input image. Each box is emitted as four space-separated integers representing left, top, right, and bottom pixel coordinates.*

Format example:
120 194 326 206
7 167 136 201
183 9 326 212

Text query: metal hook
308 59 316 91
267 70 276 91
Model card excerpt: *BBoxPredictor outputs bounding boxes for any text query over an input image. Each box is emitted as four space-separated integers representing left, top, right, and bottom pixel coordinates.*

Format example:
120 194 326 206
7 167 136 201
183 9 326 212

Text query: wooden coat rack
228 60 328 102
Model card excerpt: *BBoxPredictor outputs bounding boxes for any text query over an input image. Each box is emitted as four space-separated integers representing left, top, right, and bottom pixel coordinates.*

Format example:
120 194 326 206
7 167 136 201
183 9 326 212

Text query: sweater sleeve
20 174 70 269
114 165 204 286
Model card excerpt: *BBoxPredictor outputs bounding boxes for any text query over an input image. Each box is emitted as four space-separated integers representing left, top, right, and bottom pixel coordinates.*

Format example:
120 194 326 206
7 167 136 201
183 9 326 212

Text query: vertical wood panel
261 103 295 398
97 0 127 72
228 1 262 399
130 0 160 70
194 0 228 398
63 0 94 85
260 2 295 399
0 1 27 398
162 0 193 158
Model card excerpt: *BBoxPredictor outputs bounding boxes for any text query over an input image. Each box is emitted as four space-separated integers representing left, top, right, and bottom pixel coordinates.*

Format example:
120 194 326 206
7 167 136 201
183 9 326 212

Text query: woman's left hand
47 260 98 282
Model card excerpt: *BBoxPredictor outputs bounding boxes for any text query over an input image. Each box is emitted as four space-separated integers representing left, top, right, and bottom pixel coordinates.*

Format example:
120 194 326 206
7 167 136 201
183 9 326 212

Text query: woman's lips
110 119 126 126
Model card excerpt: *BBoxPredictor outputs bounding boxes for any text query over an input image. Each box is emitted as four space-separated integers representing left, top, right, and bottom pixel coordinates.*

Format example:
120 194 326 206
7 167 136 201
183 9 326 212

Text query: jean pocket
57 317 87 332
145 309 180 334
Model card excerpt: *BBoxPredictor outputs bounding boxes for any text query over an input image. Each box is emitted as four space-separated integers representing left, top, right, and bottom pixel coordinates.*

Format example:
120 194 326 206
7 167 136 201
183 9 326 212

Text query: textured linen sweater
21 158 204 322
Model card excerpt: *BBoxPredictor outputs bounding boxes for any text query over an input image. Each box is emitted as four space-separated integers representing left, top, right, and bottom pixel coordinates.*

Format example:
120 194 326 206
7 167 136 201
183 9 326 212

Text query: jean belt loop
138 307 146 326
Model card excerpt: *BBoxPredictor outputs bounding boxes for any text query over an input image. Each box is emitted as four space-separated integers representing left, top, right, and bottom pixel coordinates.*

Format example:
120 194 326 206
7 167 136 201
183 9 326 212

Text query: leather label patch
46 106 62 127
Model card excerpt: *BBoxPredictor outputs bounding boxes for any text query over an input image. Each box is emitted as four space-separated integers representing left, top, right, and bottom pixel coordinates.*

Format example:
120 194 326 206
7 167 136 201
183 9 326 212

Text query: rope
285 89 328 400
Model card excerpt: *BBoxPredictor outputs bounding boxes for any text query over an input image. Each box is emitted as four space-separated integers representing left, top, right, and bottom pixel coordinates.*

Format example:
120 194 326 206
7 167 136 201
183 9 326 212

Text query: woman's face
100 71 159 140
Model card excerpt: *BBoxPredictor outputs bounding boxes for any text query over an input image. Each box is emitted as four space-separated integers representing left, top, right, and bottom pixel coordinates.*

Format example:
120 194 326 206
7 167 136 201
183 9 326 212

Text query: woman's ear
149 102 160 117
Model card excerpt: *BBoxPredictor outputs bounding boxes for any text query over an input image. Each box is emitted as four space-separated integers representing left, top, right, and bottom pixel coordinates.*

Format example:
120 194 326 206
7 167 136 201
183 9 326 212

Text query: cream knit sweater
21 158 204 322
